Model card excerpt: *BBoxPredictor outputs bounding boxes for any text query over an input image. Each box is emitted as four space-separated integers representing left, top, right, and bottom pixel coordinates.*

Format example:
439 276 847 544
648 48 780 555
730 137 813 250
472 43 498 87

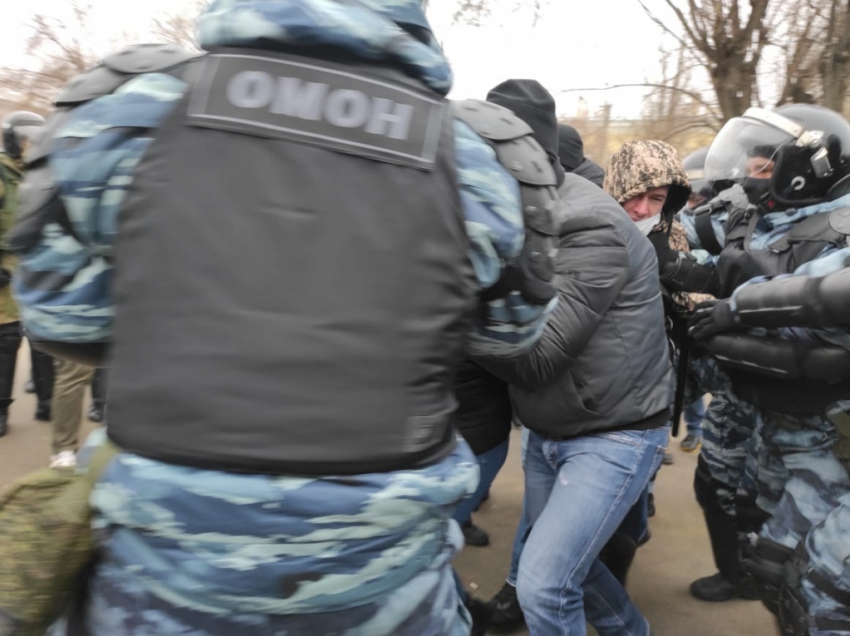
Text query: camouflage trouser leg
757 406 850 550
699 392 757 515
798 492 850 636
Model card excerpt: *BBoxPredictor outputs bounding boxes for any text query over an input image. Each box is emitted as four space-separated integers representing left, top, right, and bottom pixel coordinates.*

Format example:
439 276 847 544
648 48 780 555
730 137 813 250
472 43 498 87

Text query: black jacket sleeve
647 230 719 296
475 212 630 390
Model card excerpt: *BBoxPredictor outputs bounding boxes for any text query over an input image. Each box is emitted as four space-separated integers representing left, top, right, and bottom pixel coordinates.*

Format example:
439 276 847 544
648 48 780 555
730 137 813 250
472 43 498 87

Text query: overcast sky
0 0 679 118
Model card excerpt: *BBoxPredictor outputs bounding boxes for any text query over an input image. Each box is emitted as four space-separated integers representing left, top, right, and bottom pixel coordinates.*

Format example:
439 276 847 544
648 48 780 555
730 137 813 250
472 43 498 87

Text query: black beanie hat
557 124 585 172
487 79 559 161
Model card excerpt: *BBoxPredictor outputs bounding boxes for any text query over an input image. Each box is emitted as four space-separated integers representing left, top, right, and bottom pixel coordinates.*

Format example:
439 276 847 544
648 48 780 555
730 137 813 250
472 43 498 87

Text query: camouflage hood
604 140 691 214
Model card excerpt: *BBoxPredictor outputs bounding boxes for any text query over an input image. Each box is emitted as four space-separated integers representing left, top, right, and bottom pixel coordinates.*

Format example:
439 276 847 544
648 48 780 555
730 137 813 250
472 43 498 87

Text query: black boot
0 323 21 438
462 521 490 547
31 348 55 421
89 368 107 423
465 596 493 636
488 582 525 632
599 532 638 586
690 572 761 602
692 468 759 602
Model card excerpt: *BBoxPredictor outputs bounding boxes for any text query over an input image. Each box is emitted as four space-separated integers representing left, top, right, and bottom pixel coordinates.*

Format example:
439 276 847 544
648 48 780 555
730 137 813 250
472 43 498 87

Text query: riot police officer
688 104 850 627
6 1 561 633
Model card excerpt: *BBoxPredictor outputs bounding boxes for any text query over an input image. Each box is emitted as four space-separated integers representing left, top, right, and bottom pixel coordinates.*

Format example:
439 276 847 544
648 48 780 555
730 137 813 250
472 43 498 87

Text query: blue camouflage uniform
699 199 850 630
680 198 759 521
722 198 850 532
730 248 850 634
33 2 555 635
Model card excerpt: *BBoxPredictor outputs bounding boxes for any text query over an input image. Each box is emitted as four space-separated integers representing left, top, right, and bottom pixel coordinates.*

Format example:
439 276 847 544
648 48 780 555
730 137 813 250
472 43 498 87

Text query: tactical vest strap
452 99 564 305
693 205 724 254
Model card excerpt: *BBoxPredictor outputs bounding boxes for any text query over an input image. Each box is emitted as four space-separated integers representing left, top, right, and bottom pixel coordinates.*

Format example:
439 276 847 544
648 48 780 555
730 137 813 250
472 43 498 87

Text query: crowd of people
0 1 848 636
0 113 107 466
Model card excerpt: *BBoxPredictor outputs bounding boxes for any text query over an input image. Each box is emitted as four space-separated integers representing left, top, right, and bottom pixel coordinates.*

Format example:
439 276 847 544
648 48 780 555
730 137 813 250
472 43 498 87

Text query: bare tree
638 0 772 122
773 0 823 106
151 1 208 52
640 48 720 144
819 0 850 111
443 0 550 26
0 2 101 113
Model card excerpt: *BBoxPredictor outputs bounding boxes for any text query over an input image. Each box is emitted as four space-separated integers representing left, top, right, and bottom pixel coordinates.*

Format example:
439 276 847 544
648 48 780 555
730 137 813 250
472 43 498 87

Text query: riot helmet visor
704 115 795 182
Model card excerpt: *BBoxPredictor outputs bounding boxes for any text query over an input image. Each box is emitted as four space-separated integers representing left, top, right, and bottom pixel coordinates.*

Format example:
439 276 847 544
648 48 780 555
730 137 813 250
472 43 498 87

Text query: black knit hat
558 124 584 172
487 79 559 161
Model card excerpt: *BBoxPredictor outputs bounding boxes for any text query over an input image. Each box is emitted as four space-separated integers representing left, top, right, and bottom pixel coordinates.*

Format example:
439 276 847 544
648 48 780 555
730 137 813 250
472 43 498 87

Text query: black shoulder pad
829 207 850 238
717 183 749 210
55 65 131 106
56 43 202 106
451 98 555 187
451 99 533 141
24 109 73 164
102 43 202 75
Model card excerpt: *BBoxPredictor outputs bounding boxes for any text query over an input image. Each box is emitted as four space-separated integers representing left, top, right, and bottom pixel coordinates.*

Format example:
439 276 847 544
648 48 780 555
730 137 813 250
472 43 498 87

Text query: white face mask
634 213 661 236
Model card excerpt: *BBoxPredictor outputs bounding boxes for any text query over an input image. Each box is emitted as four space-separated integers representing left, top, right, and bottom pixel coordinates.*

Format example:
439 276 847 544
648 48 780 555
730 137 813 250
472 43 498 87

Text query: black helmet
682 147 711 198
705 105 850 209
2 111 45 160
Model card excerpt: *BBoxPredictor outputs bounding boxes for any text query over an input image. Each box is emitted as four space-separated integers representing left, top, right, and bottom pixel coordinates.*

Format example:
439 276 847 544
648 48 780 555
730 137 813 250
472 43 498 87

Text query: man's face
745 156 775 179
687 192 707 211
623 186 669 221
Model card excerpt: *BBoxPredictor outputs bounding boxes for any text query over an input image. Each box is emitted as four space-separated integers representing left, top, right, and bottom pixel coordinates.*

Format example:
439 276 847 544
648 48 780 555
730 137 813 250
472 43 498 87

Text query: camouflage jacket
0 153 21 324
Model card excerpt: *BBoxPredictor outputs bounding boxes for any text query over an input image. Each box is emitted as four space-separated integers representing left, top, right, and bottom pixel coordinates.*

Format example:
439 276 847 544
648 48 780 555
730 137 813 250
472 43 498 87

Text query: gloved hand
688 299 738 340
647 229 682 281
0 268 11 289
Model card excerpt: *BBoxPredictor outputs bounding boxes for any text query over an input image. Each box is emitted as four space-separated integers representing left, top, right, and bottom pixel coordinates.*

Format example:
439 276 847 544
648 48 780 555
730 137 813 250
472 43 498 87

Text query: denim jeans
507 427 530 586
516 427 669 636
684 397 706 436
452 439 510 526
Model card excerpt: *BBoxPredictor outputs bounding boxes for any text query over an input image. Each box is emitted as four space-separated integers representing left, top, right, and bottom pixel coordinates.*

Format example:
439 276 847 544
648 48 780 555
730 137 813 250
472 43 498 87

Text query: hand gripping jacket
451 99 562 306
7 43 201 365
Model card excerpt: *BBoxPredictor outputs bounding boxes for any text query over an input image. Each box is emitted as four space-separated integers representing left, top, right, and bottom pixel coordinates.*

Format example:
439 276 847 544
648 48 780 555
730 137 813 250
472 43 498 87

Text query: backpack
0 442 117 636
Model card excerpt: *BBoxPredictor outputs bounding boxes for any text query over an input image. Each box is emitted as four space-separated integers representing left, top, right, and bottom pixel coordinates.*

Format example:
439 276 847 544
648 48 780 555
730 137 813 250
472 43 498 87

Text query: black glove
688 299 738 340
0 268 11 289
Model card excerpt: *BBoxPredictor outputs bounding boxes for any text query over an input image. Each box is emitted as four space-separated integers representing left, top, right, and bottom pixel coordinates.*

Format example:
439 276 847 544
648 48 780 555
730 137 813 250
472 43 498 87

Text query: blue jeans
452 439 510 526
516 427 669 636
618 487 650 544
684 397 706 436
507 428 531 586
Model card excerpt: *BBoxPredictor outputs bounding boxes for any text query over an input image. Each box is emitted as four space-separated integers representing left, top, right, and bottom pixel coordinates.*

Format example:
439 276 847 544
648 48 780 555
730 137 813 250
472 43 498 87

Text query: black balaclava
557 124 584 172
742 145 779 211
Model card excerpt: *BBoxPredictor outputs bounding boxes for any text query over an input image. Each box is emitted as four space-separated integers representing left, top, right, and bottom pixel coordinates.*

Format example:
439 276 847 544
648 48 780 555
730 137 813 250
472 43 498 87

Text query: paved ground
0 347 776 636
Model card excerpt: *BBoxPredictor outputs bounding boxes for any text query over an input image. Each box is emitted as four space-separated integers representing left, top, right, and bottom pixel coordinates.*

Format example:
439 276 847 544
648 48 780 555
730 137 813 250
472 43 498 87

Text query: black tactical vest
716 206 848 298
106 50 477 475
713 204 850 414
